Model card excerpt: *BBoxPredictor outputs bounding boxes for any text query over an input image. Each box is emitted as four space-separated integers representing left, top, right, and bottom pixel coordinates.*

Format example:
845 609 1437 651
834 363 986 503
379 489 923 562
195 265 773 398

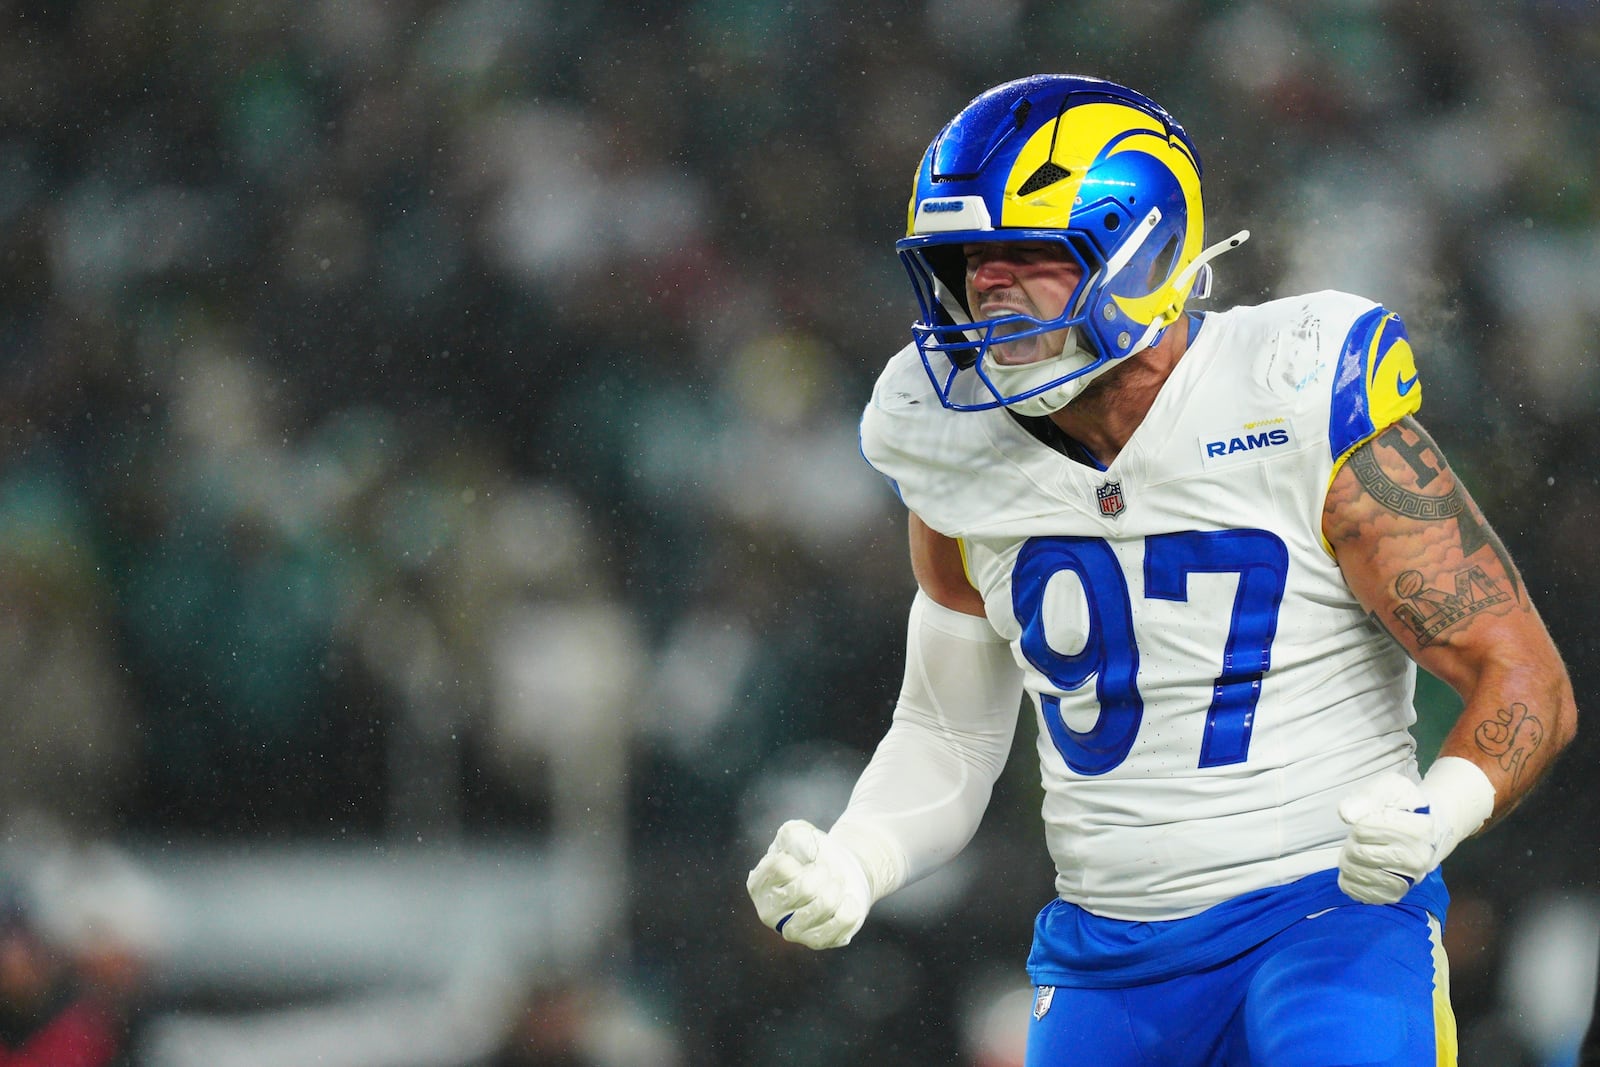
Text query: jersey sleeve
1327 305 1421 463
858 345 925 502
858 343 978 535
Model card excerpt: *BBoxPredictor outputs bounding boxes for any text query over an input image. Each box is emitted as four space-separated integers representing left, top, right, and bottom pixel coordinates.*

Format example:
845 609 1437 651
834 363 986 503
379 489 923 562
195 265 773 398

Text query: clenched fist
1336 758 1495 905
746 820 874 949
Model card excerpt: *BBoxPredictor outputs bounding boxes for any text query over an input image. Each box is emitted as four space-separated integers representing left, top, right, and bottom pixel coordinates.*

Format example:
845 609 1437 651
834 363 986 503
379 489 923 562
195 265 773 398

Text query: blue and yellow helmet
898 75 1247 413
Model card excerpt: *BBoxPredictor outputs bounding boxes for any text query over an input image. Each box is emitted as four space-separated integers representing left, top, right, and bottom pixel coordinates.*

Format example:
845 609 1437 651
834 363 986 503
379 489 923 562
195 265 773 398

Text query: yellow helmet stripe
990 102 1204 329
998 103 1159 230
1107 130 1204 327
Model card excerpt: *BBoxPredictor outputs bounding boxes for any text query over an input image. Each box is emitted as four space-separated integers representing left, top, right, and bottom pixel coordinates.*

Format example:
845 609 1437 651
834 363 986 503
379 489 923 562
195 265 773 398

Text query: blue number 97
1012 530 1288 775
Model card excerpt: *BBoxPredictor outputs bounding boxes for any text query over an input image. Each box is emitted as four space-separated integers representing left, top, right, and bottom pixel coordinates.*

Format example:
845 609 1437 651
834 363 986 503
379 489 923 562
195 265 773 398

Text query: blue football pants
1025 903 1455 1067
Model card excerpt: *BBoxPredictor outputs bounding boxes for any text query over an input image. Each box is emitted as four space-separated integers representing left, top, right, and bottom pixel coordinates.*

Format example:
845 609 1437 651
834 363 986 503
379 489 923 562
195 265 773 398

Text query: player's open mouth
986 323 1054 365
989 343 1046 366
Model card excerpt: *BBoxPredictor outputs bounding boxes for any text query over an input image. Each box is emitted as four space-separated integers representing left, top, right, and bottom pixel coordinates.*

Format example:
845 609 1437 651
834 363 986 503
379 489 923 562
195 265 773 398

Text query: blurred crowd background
0 0 1596 1064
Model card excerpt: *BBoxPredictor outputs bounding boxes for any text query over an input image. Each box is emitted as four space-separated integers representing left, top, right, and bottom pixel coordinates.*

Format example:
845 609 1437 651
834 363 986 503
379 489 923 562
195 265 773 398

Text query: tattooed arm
1323 415 1577 823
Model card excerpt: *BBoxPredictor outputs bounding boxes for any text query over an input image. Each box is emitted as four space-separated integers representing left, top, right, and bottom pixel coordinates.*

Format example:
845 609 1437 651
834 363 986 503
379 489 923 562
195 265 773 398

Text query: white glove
746 820 875 950
1336 757 1496 905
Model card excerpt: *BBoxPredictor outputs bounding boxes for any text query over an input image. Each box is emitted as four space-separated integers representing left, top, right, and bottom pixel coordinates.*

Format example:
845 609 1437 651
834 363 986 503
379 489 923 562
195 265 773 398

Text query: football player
747 75 1577 1066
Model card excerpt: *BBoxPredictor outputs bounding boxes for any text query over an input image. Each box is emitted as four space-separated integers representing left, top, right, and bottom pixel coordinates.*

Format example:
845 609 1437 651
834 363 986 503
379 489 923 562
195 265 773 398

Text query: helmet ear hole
1145 232 1180 292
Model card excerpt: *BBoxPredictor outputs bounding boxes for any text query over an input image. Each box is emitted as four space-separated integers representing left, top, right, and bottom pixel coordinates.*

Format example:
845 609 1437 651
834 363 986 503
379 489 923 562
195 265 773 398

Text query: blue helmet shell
898 75 1212 412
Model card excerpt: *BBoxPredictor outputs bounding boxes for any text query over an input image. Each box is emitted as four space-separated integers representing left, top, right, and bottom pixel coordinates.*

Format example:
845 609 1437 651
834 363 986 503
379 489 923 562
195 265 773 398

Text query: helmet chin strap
933 278 1104 415
981 330 1103 416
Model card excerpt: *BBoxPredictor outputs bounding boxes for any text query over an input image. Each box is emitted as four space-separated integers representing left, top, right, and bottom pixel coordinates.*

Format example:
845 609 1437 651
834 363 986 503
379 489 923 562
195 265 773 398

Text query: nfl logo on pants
1096 480 1125 517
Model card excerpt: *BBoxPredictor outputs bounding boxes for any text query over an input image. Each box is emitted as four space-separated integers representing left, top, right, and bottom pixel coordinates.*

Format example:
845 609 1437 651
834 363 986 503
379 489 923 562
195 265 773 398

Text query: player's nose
968 254 1018 290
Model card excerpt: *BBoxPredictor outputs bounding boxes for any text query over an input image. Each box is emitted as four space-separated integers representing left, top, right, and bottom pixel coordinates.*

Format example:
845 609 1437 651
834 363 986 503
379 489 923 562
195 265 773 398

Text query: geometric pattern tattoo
1349 425 1521 598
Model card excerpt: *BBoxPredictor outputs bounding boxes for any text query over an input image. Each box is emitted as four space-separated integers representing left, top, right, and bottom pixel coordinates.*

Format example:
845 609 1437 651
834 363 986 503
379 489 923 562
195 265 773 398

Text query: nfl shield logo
1033 985 1055 1020
1096 480 1125 517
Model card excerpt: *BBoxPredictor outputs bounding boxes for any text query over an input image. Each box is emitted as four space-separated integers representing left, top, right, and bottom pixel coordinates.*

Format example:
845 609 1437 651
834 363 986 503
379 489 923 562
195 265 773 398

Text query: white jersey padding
860 291 1425 920
831 590 1024 902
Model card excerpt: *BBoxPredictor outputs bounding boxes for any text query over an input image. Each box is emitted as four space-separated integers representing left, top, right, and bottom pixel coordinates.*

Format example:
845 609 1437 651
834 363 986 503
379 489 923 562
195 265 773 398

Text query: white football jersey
860 290 1427 920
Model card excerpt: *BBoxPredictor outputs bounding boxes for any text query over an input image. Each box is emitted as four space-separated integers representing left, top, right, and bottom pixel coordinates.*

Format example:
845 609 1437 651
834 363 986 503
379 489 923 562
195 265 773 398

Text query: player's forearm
831 590 1023 899
1433 649 1576 827
833 714 1010 896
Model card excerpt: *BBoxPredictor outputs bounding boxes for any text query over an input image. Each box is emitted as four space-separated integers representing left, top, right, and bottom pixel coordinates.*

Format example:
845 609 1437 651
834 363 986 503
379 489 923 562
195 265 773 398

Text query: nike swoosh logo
1396 371 1419 396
